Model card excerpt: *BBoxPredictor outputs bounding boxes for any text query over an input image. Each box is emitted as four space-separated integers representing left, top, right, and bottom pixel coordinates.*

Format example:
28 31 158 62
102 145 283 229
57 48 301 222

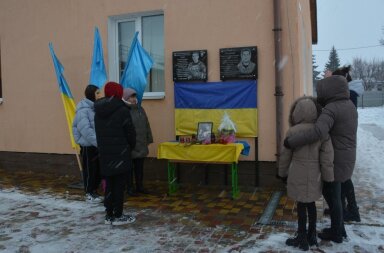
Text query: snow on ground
1 107 384 253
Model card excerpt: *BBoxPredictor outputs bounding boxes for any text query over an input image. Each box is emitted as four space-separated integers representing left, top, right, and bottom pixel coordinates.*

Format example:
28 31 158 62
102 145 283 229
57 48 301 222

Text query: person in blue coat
72 84 103 203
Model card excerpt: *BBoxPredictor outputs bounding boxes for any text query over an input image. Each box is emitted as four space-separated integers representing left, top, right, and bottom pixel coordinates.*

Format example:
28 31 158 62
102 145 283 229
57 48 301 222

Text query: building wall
0 0 313 162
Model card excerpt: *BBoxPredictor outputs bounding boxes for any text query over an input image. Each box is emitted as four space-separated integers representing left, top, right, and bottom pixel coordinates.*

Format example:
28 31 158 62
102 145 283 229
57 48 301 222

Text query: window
108 11 164 99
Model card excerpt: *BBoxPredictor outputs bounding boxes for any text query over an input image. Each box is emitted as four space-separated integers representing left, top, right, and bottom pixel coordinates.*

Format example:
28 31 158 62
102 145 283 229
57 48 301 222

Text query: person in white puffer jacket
73 84 103 203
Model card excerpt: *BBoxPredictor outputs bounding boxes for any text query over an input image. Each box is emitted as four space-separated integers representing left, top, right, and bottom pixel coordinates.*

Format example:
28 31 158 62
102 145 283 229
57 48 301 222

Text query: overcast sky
313 0 384 73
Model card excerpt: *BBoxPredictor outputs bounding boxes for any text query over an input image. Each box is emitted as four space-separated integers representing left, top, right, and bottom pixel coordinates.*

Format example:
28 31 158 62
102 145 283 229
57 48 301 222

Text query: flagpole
74 146 83 172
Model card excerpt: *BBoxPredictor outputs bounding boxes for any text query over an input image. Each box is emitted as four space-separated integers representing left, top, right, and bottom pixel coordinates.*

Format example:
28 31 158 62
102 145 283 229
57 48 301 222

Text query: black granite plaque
220 46 257 80
173 50 208 82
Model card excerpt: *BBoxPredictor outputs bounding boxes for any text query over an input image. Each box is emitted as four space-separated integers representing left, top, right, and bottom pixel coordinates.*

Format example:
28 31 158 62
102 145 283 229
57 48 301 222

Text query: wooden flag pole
75 146 83 172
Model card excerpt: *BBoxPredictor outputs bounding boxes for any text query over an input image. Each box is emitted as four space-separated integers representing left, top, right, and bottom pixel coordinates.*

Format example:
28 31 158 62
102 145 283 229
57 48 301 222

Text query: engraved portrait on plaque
220 46 257 80
173 50 208 82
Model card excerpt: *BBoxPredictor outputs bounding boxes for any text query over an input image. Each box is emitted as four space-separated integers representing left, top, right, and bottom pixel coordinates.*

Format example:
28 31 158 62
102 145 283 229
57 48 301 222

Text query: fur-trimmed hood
288 96 321 127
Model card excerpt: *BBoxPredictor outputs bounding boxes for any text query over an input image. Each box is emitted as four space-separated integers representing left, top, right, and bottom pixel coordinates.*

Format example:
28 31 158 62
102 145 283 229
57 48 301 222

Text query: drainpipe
273 0 284 169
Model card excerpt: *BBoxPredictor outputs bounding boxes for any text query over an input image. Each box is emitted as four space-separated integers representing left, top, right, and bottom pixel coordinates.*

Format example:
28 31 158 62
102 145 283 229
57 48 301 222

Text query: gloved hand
276 173 288 184
283 138 291 149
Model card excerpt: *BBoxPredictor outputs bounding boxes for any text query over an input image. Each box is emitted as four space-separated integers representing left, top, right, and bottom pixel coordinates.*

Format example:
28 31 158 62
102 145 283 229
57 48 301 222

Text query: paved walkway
1 166 383 252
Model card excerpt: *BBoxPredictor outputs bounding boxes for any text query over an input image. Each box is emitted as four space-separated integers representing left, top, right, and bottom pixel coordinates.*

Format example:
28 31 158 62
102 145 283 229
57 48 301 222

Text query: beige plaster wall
0 0 313 162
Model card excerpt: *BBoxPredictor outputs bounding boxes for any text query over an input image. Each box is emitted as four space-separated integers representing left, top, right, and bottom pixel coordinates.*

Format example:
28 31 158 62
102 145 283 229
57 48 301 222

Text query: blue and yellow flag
120 32 153 104
49 43 78 149
89 27 107 88
175 80 258 137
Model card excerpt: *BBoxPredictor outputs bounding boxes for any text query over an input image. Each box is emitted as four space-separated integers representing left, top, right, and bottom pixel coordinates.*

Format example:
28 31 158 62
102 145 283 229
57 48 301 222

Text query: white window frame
108 11 165 100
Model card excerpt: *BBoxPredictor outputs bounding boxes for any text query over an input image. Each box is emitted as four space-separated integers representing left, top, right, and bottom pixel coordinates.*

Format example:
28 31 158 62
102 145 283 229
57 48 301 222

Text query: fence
358 91 384 108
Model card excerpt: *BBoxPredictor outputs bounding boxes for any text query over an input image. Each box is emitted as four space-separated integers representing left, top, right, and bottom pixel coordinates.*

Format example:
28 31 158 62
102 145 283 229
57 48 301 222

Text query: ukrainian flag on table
174 80 257 137
49 43 78 149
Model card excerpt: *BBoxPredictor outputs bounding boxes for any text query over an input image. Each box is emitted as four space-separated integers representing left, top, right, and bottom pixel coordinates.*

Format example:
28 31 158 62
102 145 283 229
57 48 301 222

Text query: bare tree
351 57 384 91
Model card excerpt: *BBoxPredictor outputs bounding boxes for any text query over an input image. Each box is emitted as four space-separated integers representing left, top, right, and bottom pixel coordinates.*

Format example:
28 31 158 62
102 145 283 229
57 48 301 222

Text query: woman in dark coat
123 88 153 195
94 82 136 226
332 66 361 223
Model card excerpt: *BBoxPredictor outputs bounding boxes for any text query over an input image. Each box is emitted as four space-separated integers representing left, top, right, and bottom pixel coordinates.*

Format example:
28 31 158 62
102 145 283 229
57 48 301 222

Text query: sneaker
105 215 114 225
85 193 103 203
112 214 136 226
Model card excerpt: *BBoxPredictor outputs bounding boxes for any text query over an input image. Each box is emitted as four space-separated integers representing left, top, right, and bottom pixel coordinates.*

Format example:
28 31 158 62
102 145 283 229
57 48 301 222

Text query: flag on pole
120 31 153 104
48 42 78 149
89 27 107 88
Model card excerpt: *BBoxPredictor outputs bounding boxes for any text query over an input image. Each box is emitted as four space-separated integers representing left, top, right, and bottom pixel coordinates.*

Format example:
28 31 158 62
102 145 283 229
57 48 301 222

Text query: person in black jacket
94 82 136 226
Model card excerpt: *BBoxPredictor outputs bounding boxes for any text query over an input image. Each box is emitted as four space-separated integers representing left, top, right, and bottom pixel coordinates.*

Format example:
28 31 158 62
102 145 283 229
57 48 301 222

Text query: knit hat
122 88 137 101
104 82 123 99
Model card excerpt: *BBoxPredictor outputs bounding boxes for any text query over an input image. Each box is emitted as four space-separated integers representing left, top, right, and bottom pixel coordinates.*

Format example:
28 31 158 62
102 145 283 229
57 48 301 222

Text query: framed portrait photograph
220 46 257 80
173 50 208 82
197 122 213 142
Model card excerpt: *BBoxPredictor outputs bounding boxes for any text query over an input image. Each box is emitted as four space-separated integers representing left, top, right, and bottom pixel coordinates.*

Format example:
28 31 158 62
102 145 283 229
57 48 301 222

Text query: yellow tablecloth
157 142 244 163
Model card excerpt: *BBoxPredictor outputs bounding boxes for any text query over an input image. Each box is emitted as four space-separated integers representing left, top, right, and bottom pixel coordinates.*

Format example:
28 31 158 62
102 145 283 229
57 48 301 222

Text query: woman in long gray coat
123 88 153 195
279 97 334 251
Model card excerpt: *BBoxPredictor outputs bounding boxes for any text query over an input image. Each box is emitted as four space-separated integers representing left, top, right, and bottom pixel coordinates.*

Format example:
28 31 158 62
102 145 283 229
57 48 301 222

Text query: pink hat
122 88 137 101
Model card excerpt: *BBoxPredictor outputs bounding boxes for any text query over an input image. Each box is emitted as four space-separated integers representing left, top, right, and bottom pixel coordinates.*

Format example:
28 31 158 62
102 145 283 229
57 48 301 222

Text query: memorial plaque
220 46 257 80
173 50 208 82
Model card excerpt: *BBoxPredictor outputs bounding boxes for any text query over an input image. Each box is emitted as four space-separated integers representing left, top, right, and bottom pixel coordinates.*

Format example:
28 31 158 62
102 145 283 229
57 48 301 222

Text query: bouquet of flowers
218 112 236 144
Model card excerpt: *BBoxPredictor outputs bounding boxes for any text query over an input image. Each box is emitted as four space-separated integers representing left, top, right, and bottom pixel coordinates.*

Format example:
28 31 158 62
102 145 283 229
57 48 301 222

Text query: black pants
322 181 344 235
341 179 358 212
127 158 145 192
80 146 101 194
297 202 316 234
104 175 126 217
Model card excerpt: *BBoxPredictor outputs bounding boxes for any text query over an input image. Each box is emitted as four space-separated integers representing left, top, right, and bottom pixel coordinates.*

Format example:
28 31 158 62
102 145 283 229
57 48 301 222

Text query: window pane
142 15 164 93
118 21 135 81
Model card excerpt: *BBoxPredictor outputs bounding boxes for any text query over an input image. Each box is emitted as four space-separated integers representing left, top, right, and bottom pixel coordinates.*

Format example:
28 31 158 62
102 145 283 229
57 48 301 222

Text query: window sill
143 92 165 100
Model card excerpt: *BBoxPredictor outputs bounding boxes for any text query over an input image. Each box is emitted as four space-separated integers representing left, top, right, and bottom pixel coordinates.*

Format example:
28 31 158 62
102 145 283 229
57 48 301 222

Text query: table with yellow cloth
157 142 244 199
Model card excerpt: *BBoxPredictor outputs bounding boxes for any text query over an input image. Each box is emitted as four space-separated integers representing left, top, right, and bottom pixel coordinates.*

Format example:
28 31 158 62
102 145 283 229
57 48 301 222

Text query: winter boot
343 180 361 222
286 232 309 251
344 207 361 222
307 230 318 247
318 228 343 243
